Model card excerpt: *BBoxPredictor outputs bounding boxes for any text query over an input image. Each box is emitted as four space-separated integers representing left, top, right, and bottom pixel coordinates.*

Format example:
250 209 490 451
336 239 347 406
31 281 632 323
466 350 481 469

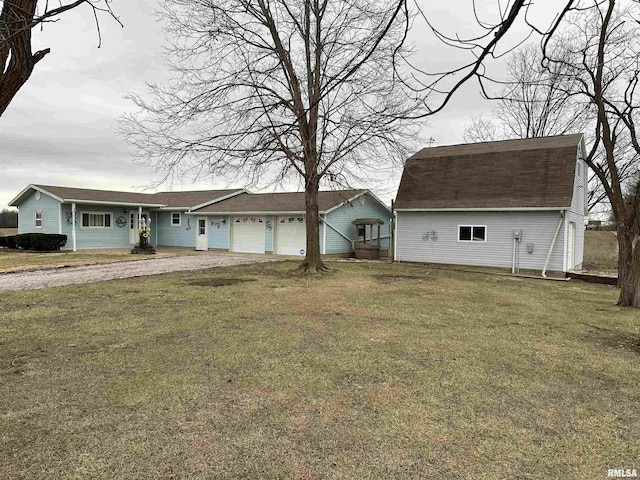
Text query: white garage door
276 216 306 256
232 216 265 253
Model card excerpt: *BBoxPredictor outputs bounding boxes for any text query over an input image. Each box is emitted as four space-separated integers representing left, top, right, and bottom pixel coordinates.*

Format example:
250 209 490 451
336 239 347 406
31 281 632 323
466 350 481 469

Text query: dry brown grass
0 228 17 237
1 261 638 479
0 248 189 273
583 230 618 272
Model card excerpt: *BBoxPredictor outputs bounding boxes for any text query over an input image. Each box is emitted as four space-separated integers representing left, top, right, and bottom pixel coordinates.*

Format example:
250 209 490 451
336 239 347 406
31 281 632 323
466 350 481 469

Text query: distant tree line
0 209 18 228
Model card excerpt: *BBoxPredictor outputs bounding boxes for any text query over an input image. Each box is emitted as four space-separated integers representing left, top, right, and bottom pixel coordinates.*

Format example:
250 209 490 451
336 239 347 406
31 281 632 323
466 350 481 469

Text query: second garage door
231 216 265 253
275 216 306 255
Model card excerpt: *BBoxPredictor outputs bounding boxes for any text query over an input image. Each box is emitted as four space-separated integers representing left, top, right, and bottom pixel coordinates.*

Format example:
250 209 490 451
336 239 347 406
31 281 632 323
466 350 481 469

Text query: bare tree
122 0 576 272
542 0 640 306
121 0 426 272
0 0 120 116
463 40 640 213
463 114 501 143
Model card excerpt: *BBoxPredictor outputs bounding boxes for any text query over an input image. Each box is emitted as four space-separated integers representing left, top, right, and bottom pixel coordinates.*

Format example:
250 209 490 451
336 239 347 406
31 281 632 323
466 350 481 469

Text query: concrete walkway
0 254 275 292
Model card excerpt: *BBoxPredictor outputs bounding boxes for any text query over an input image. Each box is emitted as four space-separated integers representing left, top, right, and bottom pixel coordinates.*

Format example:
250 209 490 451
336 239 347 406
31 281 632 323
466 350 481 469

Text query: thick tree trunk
299 176 329 272
617 223 640 307
0 1 51 117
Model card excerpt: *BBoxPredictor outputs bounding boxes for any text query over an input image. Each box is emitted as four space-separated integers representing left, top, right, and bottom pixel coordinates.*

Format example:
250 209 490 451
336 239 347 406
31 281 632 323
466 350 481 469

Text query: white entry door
231 216 265 253
130 213 138 244
275 216 306 255
129 213 147 244
568 221 576 269
195 217 208 251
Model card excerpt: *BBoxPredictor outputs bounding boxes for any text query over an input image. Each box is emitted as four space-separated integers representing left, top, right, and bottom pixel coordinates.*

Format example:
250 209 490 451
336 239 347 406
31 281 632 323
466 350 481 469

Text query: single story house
393 134 588 274
9 185 391 256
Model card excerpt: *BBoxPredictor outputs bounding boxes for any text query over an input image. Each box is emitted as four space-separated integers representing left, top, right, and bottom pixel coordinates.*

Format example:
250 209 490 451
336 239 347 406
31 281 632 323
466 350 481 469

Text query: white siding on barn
396 211 566 272
565 150 588 269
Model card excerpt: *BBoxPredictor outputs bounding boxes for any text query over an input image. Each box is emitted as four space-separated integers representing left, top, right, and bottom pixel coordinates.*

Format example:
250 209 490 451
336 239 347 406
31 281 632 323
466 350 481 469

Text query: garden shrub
4 235 16 249
13 233 67 251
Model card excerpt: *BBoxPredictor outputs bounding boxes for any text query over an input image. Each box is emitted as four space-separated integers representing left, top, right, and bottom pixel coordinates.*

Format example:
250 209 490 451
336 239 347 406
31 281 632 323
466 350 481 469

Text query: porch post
138 206 142 225
71 203 77 252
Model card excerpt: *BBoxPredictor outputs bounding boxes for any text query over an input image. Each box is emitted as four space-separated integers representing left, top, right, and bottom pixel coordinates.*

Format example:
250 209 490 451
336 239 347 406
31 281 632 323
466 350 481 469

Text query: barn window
458 225 486 242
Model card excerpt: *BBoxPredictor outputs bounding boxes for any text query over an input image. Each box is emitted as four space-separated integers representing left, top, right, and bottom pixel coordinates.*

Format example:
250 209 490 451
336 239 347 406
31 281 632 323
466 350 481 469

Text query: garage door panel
276 216 306 255
232 216 265 253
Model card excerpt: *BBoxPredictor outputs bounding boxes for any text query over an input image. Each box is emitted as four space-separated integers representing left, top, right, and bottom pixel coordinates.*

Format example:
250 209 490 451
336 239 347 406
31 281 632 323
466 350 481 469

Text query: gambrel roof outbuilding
394 134 585 211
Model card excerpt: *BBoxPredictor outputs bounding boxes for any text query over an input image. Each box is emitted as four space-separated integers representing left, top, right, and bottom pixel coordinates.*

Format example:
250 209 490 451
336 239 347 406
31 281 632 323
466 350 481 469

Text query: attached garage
231 216 265 253
275 216 306 255
189 189 392 257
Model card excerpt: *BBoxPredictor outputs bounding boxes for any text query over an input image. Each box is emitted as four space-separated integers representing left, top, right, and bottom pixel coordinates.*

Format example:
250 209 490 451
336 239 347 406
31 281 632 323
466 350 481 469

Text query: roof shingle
29 185 241 208
394 134 583 210
193 190 366 213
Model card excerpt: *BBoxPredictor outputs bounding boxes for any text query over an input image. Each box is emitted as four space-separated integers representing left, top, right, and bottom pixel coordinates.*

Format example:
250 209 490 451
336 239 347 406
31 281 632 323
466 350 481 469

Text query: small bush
131 245 156 255
14 233 67 251
4 235 16 249
0 237 6 248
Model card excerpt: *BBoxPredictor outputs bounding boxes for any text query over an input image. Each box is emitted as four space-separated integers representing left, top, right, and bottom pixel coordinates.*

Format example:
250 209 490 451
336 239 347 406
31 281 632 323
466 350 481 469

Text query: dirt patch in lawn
187 278 255 287
582 325 640 354
374 273 434 284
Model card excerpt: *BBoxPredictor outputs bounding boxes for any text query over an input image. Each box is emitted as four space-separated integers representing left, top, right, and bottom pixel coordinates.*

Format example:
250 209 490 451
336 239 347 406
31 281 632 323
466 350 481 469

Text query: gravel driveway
0 254 274 292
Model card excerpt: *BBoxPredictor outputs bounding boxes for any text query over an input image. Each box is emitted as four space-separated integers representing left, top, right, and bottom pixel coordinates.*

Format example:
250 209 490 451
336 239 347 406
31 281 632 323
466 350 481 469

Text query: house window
459 225 486 242
357 225 366 242
81 212 112 228
171 212 181 226
34 211 43 229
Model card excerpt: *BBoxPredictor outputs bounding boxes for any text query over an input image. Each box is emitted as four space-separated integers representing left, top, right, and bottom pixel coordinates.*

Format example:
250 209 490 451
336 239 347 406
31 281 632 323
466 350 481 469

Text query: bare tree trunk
0 1 51 116
299 175 328 272
617 221 640 307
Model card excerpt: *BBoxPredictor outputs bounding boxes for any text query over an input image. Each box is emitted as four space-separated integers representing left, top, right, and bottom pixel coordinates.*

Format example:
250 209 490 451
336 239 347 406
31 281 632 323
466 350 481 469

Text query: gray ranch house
10 185 391 257
393 134 588 275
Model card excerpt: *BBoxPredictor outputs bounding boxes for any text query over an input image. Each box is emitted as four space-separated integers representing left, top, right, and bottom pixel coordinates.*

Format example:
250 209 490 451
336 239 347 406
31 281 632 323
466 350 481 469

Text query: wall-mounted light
123 209 130 214
220 218 226 224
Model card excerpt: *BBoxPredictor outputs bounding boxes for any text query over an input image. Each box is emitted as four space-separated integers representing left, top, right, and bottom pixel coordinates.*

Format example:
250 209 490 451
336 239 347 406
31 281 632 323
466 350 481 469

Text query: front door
129 213 138 244
130 213 148 244
195 217 208 251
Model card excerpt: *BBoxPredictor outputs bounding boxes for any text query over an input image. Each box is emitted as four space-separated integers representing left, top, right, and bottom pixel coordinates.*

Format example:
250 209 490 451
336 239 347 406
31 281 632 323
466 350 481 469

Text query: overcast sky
1 0 561 210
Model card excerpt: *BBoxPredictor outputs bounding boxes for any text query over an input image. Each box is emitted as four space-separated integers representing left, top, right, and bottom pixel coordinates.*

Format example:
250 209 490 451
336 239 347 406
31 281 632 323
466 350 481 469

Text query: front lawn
583 230 618 273
0 248 187 273
0 262 638 478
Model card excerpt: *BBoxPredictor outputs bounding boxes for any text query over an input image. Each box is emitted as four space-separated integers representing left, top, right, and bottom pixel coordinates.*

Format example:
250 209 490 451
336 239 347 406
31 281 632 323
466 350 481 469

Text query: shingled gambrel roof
394 134 584 210
9 185 243 209
193 189 369 214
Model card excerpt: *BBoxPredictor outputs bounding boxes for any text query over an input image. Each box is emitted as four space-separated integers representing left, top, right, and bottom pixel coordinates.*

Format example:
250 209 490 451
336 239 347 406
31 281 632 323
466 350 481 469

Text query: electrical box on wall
527 243 534 253
512 230 522 239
